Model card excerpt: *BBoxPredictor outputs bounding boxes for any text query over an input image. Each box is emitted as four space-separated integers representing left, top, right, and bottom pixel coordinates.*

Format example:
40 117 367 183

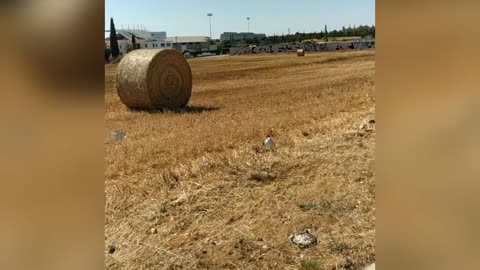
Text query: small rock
302 131 310 137
149 228 158 234
206 238 217 245
107 245 116 254
288 229 317 249
368 119 375 124
112 131 126 141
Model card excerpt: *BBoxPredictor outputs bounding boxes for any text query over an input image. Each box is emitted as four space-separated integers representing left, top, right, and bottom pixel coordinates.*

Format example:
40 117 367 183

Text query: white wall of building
110 40 173 55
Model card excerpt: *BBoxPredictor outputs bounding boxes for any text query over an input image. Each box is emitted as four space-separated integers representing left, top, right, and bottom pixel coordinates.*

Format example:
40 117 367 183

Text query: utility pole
207 13 213 39
247 17 250 32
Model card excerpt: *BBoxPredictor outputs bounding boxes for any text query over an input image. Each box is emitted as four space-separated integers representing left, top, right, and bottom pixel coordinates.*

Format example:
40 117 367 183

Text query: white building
106 30 213 55
165 36 211 52
106 29 172 55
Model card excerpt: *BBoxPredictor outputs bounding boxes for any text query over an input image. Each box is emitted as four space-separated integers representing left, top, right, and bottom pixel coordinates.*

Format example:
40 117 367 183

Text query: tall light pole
247 17 250 32
207 13 213 39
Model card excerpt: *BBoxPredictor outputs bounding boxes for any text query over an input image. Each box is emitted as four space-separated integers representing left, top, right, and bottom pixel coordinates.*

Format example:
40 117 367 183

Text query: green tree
132 34 137 50
238 40 247 46
110 18 120 57
324 25 328 41
218 40 232 50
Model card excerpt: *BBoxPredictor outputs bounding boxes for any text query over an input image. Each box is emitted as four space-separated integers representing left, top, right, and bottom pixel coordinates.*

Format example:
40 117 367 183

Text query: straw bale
116 49 192 109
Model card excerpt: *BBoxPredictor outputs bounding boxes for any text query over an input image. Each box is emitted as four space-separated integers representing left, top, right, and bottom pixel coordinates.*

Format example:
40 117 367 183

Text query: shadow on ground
131 105 220 114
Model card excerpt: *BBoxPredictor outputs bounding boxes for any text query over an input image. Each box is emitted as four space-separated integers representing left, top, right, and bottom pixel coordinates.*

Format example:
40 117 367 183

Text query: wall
229 41 375 55
106 40 173 55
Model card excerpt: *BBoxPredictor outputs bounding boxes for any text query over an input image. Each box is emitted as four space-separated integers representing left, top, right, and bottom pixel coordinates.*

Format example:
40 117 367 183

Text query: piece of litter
289 229 317 248
112 131 126 141
264 137 276 151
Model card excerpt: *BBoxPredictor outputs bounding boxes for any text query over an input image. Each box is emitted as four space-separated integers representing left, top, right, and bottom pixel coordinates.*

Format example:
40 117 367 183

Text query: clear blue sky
105 0 375 38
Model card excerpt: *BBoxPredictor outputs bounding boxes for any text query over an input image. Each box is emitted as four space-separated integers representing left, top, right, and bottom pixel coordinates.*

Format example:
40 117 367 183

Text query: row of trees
263 25 375 44
219 25 375 48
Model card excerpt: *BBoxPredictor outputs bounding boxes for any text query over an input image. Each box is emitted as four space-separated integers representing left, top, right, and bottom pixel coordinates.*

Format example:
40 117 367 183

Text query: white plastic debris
264 137 276 151
288 229 317 248
112 131 126 141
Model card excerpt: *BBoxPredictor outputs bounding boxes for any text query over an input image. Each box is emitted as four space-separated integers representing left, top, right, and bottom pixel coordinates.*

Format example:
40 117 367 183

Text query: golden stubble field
105 50 375 270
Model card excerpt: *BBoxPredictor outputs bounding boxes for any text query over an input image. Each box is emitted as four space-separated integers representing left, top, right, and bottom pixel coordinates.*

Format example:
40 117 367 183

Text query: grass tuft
299 259 322 270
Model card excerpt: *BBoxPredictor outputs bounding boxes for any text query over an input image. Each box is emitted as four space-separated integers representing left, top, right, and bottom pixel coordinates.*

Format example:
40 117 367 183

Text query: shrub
105 46 111 62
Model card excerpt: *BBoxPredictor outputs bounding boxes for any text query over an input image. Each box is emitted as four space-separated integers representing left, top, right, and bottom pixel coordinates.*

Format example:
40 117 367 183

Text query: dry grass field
105 50 375 270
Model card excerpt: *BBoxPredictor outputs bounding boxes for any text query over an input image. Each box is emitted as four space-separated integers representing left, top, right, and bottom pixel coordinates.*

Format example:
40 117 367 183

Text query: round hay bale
116 49 192 109
297 49 305 56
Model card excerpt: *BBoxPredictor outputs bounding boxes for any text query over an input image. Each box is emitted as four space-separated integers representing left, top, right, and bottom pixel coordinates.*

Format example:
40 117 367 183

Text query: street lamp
207 13 213 39
247 17 250 32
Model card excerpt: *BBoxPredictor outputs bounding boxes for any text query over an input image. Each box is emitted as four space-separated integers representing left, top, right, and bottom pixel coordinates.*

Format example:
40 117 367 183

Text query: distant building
220 32 266 42
150 32 167 40
165 36 211 52
105 29 211 54
105 29 172 54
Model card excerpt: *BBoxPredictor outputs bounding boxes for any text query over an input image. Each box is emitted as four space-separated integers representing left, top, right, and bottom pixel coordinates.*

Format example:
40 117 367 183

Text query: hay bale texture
297 49 305 56
116 49 192 109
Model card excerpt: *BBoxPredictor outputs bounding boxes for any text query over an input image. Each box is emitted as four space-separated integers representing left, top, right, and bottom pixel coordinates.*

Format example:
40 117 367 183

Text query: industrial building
105 29 211 54
165 36 212 52
220 32 266 42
